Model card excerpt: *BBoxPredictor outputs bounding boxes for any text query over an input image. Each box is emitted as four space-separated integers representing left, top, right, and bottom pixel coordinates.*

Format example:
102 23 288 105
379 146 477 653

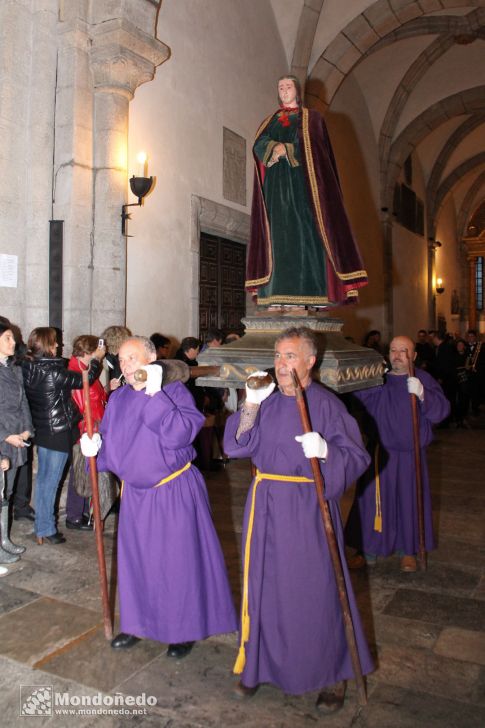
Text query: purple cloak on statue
223 381 373 695
246 107 368 305
97 381 237 643
345 369 450 557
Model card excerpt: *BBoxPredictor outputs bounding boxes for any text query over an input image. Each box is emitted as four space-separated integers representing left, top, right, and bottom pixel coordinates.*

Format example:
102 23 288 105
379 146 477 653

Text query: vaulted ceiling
270 0 485 240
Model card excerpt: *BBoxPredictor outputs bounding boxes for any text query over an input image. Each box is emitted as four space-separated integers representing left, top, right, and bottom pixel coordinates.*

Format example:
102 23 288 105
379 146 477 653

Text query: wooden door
199 233 246 338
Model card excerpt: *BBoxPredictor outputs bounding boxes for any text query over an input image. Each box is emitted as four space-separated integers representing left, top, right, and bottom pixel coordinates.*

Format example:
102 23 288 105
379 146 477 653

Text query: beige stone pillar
53 6 169 347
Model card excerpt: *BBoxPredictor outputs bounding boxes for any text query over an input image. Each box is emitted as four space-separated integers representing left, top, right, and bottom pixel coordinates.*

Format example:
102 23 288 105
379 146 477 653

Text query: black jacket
22 357 101 436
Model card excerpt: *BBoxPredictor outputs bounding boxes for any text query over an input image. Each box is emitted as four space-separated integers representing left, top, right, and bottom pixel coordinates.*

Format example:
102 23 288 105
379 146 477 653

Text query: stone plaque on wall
223 127 246 206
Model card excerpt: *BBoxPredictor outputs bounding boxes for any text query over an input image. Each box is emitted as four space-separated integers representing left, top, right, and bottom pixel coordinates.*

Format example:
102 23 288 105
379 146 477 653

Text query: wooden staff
405 353 427 571
82 370 113 639
290 370 367 706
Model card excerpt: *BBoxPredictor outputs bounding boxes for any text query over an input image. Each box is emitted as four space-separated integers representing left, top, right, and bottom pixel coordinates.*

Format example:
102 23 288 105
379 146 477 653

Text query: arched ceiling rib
384 85 485 210
431 153 485 233
457 171 485 237
426 114 485 232
276 1 485 243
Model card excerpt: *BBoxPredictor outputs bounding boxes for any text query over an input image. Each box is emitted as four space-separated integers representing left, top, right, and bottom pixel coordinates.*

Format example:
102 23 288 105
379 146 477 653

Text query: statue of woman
246 75 367 308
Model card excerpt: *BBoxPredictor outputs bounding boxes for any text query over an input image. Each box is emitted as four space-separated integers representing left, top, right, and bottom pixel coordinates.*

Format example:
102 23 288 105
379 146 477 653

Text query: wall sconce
436 277 445 295
121 152 154 236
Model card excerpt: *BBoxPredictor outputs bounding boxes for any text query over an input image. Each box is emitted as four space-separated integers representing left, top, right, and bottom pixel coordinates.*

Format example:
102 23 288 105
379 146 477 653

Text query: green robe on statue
254 111 328 305
246 107 367 306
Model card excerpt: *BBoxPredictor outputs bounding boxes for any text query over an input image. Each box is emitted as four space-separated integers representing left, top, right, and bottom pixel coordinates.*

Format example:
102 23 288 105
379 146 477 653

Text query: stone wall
0 0 168 350
126 0 287 341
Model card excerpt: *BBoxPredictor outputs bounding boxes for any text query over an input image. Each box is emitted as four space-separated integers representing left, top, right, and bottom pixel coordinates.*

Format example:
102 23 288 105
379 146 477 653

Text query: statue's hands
295 432 328 461
268 142 287 166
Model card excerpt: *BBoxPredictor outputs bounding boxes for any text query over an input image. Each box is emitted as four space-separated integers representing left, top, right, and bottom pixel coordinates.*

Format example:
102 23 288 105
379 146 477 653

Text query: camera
98 338 105 348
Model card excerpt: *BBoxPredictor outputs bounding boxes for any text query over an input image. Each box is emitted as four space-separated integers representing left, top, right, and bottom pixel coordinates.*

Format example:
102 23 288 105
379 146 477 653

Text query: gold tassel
232 469 314 675
233 645 246 674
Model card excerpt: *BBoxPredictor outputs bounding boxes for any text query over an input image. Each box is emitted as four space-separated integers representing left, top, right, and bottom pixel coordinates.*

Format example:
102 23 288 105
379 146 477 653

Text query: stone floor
0 414 484 727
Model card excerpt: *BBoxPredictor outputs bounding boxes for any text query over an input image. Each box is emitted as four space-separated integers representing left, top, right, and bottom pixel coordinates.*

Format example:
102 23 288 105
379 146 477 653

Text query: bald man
345 336 449 572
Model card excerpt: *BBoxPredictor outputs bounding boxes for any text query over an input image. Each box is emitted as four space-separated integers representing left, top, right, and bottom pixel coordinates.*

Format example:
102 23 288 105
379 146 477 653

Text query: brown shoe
316 681 346 713
233 681 259 700
347 554 366 570
400 555 417 572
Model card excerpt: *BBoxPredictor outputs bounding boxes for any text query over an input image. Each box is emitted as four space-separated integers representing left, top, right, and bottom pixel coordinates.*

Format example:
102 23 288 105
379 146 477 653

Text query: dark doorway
199 233 246 338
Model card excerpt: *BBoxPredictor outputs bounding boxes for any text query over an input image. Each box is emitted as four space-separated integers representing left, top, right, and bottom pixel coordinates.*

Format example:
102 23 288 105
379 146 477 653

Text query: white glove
245 371 276 405
80 432 102 457
295 432 328 460
143 365 163 396
407 376 424 401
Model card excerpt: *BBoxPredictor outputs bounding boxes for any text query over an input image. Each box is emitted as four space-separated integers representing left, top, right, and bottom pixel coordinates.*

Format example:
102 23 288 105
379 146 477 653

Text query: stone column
89 20 169 335
54 4 169 347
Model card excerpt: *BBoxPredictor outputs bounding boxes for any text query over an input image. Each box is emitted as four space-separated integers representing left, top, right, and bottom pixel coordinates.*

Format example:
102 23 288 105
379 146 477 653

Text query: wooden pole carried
82 370 113 639
290 370 367 706
405 354 427 571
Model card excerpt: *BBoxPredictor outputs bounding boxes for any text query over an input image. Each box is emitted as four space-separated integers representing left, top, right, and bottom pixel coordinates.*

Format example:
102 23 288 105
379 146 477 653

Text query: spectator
415 329 435 372
363 330 385 356
200 328 223 353
431 331 455 426
466 329 484 416
0 321 33 563
22 327 104 545
454 339 470 428
66 335 115 529
101 325 132 392
150 333 171 359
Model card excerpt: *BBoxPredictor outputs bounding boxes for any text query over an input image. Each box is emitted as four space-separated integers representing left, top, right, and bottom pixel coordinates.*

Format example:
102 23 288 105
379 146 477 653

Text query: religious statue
245 75 368 308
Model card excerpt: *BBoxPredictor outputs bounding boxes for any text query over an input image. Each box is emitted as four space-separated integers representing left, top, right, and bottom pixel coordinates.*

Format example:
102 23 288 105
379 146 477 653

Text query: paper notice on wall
0 254 18 288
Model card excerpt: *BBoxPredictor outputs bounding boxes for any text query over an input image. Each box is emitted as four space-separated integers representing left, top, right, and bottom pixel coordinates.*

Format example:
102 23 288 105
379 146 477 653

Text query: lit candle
136 151 148 178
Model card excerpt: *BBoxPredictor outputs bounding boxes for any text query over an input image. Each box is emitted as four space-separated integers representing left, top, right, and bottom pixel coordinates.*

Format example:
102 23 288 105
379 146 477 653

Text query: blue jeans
35 447 69 537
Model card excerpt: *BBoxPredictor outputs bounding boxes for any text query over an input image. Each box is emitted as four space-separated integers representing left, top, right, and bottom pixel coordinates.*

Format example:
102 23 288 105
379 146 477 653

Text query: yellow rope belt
233 468 314 675
374 444 382 533
120 461 191 498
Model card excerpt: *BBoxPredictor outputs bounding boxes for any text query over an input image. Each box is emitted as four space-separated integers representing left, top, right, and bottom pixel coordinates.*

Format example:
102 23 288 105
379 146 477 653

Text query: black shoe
14 511 35 522
66 518 93 531
111 633 141 649
233 681 259 700
37 532 66 545
316 682 346 714
166 641 195 659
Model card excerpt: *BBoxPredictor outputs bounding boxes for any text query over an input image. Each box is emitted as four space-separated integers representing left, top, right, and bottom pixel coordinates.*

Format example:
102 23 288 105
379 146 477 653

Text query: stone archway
306 2 485 109
426 115 485 236
382 86 485 212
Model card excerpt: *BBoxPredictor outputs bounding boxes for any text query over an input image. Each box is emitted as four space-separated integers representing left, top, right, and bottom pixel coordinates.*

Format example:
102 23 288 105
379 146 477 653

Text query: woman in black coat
22 327 104 544
0 321 33 562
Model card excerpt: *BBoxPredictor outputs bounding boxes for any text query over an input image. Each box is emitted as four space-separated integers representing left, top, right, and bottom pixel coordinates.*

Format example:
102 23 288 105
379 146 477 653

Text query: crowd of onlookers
362 327 485 428
0 318 241 571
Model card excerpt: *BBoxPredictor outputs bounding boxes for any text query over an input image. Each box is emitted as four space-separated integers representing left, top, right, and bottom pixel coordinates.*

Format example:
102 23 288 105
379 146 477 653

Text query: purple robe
345 370 450 557
223 381 373 694
97 381 237 643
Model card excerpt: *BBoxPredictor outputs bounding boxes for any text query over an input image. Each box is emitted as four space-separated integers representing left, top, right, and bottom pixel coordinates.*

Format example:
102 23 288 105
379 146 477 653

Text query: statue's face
278 78 298 107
